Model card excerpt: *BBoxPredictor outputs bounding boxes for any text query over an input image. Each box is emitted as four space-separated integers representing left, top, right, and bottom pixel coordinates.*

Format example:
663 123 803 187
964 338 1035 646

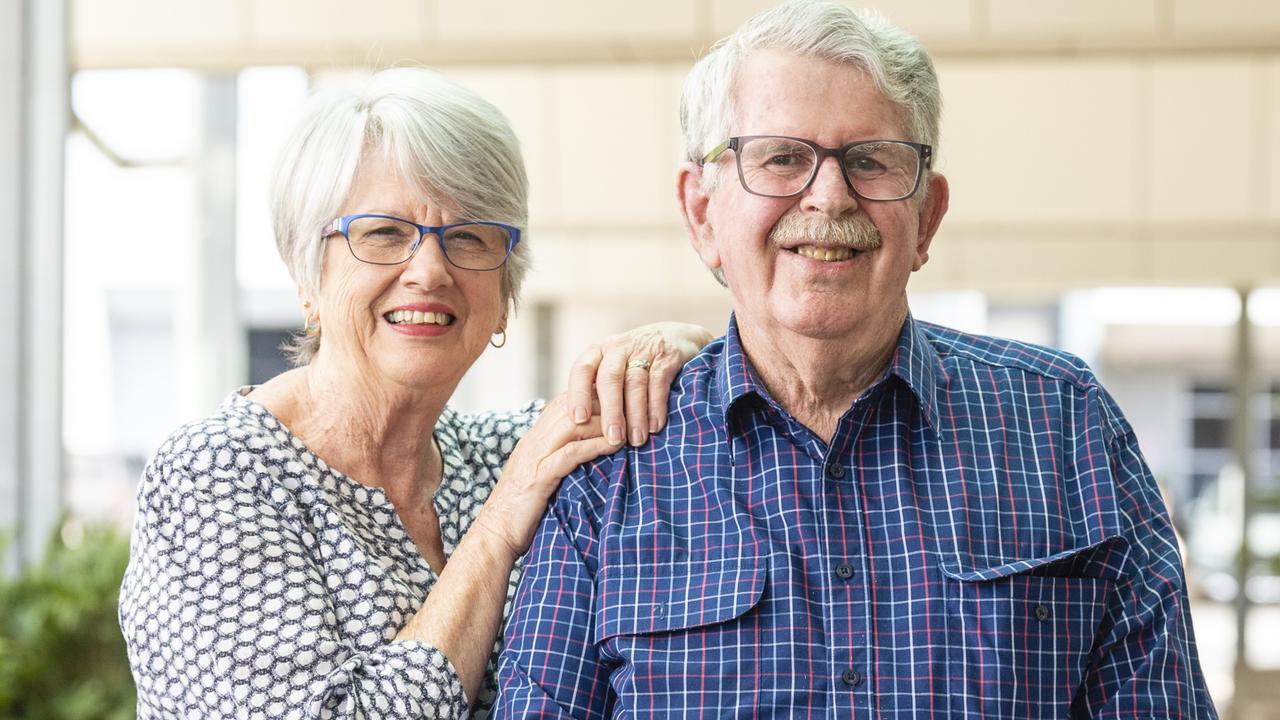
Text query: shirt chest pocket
594 551 766 716
941 537 1125 719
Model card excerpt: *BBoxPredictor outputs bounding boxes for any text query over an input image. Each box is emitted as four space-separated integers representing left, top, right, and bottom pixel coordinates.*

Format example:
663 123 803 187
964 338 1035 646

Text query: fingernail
607 425 623 445
650 419 660 434
573 406 588 423
630 428 646 447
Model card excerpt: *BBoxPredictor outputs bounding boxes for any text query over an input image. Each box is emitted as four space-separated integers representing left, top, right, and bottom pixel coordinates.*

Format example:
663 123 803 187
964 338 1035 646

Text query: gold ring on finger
627 358 652 371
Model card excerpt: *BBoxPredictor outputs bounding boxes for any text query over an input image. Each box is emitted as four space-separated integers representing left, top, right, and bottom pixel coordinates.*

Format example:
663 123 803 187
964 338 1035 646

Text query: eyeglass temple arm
699 138 734 165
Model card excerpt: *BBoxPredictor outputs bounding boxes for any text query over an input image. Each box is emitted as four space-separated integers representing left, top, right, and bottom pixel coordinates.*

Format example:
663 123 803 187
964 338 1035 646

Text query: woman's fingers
541 434 620 481
595 336 655 447
623 361 651 447
564 321 712 446
566 344 604 426
648 347 683 433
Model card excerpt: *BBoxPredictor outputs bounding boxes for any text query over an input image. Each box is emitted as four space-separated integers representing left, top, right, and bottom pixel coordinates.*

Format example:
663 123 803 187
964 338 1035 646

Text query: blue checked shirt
495 314 1216 719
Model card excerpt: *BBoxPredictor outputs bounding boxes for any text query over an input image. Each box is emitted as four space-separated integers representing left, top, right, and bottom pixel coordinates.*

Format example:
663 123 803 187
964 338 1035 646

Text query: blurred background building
2 0 1279 717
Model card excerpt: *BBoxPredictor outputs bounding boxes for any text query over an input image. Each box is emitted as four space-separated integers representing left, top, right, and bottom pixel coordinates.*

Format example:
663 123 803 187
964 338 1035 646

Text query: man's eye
847 155 886 173
765 153 801 166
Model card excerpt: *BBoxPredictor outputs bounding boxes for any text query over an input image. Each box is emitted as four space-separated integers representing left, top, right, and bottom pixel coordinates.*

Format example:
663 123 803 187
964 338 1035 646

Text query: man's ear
677 161 721 272
912 172 949 272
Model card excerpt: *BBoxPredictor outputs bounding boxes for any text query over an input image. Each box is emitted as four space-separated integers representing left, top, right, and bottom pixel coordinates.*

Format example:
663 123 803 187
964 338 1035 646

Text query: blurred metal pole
0 0 67 575
1232 287 1254 676
534 302 556 400
175 73 244 419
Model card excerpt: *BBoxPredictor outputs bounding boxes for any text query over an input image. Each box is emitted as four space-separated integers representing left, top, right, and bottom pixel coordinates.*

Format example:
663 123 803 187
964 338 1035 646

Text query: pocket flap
940 534 1129 582
595 551 765 643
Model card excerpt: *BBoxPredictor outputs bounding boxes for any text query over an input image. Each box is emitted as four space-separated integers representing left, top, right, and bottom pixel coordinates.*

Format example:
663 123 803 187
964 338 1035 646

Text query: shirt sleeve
492 469 615 720
1074 388 1219 719
119 450 469 720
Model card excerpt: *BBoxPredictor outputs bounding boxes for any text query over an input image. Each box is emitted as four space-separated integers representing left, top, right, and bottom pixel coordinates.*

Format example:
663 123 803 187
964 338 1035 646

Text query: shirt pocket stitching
594 552 765 643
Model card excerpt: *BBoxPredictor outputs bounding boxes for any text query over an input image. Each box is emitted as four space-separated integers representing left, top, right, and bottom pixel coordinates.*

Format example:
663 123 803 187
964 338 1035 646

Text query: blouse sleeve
120 434 468 719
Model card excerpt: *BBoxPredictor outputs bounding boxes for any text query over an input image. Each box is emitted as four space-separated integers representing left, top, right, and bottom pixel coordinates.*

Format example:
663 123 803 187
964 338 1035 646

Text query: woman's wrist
465 504 525 566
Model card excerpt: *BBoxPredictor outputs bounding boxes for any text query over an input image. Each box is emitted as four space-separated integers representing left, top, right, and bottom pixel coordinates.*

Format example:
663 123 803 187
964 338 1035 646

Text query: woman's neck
251 357 450 504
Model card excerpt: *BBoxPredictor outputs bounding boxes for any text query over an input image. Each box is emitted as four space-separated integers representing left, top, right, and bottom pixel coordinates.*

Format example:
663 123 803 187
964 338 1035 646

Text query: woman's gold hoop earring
490 329 507 348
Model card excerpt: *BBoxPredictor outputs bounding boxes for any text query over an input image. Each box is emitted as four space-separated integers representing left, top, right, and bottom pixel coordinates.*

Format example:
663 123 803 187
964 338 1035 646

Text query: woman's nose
399 233 454 290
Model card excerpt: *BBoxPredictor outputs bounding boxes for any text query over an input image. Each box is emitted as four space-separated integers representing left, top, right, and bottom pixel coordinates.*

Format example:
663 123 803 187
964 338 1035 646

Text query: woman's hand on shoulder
473 395 614 559
565 322 714 449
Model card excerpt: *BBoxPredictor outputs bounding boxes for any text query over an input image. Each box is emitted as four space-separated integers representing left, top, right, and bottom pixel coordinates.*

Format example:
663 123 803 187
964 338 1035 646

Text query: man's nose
800 155 858 217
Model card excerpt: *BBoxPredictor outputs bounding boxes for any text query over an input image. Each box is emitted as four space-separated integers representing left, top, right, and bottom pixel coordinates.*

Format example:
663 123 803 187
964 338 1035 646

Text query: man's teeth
386 310 452 325
794 245 856 262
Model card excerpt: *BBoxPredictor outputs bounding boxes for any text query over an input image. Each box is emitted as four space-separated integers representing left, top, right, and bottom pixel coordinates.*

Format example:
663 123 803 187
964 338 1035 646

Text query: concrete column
0 0 68 574
175 73 244 419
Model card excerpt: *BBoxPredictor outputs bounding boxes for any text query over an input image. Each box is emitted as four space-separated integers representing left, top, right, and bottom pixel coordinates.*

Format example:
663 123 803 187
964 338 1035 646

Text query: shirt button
841 668 863 687
1034 604 1051 622
826 461 846 479
835 563 855 580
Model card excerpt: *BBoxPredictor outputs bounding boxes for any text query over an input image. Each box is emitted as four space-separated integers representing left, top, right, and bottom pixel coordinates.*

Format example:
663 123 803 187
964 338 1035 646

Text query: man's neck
735 307 906 444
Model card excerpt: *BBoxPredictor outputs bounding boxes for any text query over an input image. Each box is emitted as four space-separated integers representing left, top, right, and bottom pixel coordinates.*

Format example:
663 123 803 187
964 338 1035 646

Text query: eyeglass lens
345 217 512 270
736 137 922 199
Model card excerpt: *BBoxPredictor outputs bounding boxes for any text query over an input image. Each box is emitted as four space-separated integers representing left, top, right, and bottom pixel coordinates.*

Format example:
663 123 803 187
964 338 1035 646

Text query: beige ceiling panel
1267 59 1280 222
1173 0 1280 36
1147 58 1256 222
955 235 1139 292
446 68 560 225
709 0 975 44
938 59 1140 224
549 66 683 226
437 0 696 43
859 0 977 38
709 0 777 38
988 0 1160 38
1139 234 1278 285
74 0 242 55
249 0 425 48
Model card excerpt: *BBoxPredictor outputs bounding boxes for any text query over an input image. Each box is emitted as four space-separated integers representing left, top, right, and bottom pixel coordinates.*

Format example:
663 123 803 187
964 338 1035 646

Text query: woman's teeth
794 245 856 262
385 310 453 325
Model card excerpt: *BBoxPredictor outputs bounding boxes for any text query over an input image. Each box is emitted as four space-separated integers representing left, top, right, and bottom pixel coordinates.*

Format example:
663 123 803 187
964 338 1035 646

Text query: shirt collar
714 312 946 429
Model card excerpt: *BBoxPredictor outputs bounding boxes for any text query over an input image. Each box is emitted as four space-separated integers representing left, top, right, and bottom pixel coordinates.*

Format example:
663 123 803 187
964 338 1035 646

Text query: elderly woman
119 68 709 719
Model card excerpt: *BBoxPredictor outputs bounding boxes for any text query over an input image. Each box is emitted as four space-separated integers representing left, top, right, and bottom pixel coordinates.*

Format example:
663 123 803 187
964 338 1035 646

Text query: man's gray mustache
769 213 882 251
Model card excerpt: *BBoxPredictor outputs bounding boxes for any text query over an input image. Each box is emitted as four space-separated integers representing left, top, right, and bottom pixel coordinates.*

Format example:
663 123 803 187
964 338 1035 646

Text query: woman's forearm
394 505 519 705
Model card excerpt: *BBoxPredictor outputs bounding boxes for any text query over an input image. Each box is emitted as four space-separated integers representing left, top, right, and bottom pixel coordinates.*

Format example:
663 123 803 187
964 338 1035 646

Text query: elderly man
495 2 1216 718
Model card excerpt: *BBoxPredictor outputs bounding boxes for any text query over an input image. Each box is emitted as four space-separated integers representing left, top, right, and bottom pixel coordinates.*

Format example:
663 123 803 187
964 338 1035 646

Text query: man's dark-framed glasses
701 135 932 201
323 214 521 271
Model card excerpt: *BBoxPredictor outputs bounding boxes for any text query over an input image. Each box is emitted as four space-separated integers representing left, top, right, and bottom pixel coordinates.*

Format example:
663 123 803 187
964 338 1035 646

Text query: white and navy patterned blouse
120 389 539 719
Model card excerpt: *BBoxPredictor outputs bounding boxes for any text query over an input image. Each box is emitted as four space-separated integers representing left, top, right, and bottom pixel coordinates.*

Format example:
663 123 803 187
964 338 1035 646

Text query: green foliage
0 524 136 720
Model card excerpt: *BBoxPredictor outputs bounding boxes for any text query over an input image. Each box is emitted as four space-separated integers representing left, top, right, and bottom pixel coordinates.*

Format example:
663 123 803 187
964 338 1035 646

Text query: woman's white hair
271 67 530 365
681 0 942 192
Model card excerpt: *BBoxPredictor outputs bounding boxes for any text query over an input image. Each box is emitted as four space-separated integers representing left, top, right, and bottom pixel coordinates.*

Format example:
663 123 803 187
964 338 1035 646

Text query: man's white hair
270 67 530 365
681 0 942 193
